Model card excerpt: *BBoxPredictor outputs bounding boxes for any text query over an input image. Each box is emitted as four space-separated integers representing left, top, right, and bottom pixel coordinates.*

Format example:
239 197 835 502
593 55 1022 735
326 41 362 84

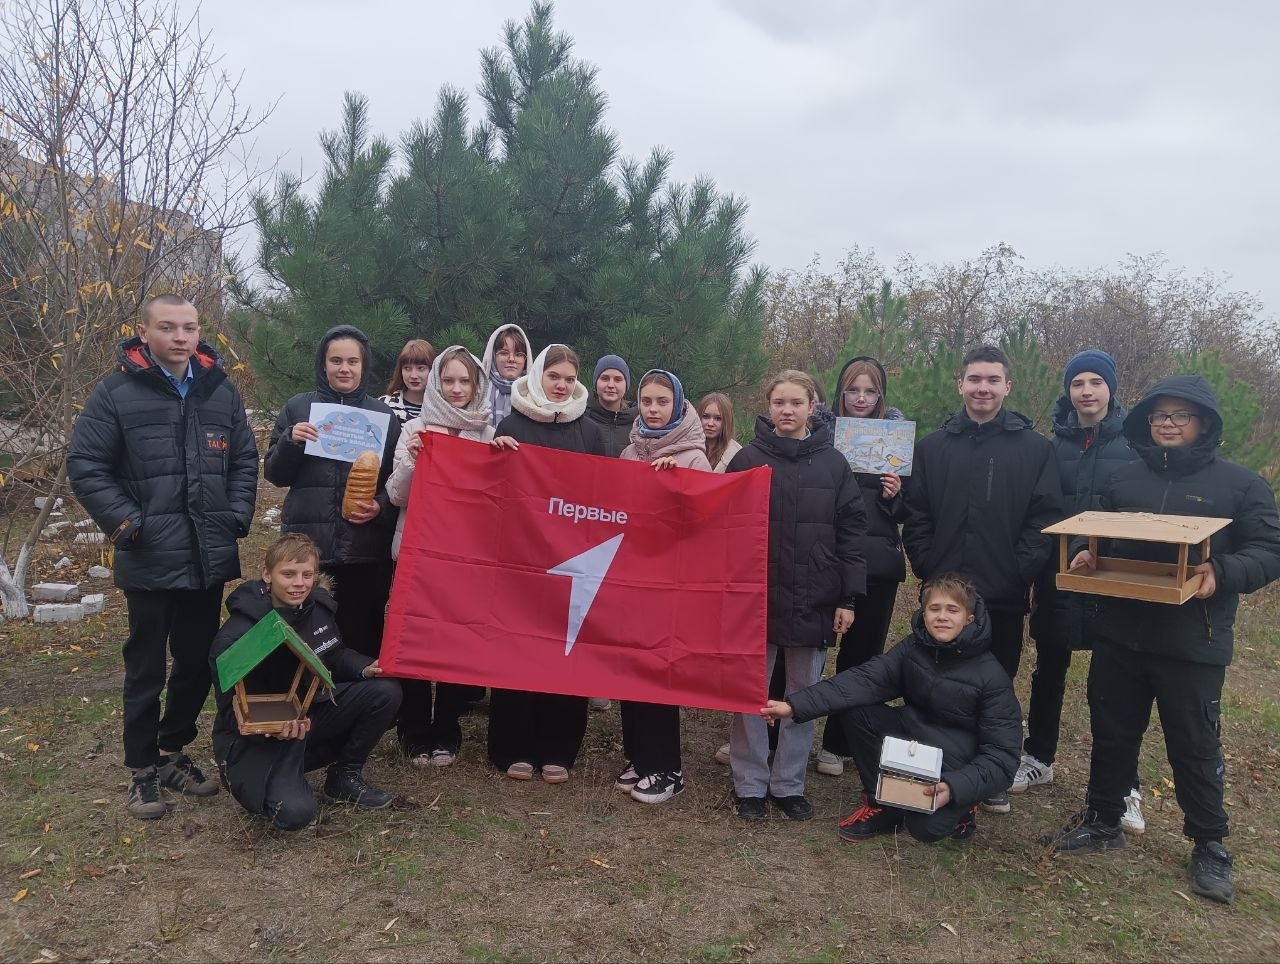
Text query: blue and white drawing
834 417 916 476
304 403 390 464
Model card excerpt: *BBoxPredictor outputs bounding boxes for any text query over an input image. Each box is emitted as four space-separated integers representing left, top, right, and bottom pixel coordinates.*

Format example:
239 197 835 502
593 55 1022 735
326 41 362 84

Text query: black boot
1189 841 1234 904
323 764 393 809
1045 808 1125 854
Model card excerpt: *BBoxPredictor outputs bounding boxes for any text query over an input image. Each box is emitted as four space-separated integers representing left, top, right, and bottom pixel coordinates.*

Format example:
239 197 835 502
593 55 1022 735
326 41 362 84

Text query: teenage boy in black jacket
902 345 1061 813
68 294 259 820
211 534 402 829
763 574 1021 844
1047 375 1280 905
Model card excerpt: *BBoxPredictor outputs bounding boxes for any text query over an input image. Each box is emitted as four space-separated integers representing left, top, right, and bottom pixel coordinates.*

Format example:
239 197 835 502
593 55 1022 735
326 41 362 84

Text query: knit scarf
421 346 492 435
509 344 589 423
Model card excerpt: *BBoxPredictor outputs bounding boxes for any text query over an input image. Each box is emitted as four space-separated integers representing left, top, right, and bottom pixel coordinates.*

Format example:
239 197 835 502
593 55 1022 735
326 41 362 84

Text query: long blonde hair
698 392 736 467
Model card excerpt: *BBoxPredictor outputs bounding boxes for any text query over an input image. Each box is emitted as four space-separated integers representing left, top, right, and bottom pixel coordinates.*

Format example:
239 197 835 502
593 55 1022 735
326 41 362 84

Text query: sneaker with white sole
1121 788 1145 835
614 763 640 793
981 790 1011 814
1010 754 1054 794
429 749 456 767
815 750 844 776
631 770 684 804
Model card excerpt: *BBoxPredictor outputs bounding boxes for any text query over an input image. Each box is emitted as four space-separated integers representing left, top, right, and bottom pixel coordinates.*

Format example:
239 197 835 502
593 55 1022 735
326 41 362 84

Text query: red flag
381 432 770 713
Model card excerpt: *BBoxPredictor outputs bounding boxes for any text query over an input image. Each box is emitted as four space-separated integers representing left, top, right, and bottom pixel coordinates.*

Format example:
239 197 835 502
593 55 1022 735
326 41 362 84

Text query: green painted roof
215 609 335 693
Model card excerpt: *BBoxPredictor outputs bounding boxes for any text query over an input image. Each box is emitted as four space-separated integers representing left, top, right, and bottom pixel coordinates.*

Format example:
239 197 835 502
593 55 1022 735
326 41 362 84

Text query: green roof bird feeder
215 610 335 735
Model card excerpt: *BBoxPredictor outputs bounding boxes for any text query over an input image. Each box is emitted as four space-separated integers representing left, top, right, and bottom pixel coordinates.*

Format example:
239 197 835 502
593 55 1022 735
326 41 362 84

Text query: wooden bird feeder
215 610 335 735
1043 511 1231 605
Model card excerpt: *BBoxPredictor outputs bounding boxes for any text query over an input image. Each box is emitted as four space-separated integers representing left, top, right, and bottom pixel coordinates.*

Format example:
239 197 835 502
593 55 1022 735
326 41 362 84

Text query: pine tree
1000 319 1058 427
817 281 919 402
1175 349 1279 479
896 338 963 438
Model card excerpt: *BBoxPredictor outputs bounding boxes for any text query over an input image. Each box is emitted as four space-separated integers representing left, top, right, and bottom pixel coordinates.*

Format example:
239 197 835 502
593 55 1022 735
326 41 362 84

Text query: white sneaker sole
631 785 683 805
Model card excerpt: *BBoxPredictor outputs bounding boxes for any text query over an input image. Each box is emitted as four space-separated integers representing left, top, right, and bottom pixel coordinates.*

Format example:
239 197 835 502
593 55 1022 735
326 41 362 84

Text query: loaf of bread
341 450 380 520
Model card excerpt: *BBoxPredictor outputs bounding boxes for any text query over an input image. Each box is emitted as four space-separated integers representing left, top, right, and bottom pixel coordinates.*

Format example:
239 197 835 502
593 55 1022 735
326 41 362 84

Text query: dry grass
2 485 1279 961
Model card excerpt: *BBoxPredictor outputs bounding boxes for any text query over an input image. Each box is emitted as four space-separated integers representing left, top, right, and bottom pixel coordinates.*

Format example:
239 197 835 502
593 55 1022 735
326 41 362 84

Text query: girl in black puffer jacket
725 370 867 822
264 326 401 657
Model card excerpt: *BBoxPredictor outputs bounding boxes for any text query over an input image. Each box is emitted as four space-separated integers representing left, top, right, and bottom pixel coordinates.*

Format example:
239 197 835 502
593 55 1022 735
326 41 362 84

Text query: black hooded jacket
727 416 867 648
1028 397 1138 649
209 580 373 813
585 396 639 458
67 337 259 590
263 326 401 566
1087 374 1280 666
788 596 1021 809
902 405 1062 612
832 356 909 584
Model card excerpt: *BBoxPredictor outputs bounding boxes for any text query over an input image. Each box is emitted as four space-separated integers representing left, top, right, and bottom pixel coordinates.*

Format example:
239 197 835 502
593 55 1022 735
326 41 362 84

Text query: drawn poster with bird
834 417 917 475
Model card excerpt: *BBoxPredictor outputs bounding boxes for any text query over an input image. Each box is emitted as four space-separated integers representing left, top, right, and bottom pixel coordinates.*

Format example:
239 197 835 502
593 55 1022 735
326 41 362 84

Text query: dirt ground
2 487 1279 962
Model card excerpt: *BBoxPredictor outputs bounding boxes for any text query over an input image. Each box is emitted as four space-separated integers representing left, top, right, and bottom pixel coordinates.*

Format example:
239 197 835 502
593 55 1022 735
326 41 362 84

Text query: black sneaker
323 764 393 809
736 795 767 822
158 753 219 797
770 794 815 821
981 790 1011 814
1045 808 1126 854
951 807 978 842
126 766 169 820
631 770 684 805
1189 841 1234 904
838 799 904 841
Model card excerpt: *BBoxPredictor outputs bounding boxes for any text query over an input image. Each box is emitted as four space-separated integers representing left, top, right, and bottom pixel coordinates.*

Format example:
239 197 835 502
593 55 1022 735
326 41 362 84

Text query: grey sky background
197 0 1280 318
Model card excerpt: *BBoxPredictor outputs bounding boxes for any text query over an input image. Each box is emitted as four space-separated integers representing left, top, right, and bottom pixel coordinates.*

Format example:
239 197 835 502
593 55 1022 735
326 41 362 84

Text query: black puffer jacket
1029 398 1137 649
210 581 377 814
789 596 1021 809
494 409 606 456
902 406 1062 612
585 396 638 458
67 338 258 590
1088 375 1280 666
263 326 401 566
727 417 867 648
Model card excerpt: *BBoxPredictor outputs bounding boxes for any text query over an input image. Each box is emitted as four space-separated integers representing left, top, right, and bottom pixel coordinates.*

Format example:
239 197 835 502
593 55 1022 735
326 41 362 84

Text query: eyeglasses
843 390 881 404
1147 411 1197 426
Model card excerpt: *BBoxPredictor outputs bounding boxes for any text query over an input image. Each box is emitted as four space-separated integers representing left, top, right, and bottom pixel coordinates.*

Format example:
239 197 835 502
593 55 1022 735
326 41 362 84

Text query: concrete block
73 518 97 529
80 593 105 615
34 497 64 510
34 603 84 623
73 532 105 544
53 556 73 570
87 565 112 579
32 582 81 603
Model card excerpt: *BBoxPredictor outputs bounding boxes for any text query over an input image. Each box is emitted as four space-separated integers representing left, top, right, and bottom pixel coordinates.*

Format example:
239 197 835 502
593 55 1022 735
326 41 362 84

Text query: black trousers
1087 642 1226 841
488 689 588 770
234 678 402 831
620 700 681 775
122 586 224 769
324 561 393 658
839 703 971 842
987 609 1027 682
822 579 899 756
397 679 470 755
1024 641 1073 764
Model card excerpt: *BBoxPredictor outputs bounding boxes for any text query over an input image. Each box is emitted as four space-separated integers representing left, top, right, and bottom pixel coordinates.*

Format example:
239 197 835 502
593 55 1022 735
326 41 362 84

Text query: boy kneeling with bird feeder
210 533 402 829
762 573 1021 843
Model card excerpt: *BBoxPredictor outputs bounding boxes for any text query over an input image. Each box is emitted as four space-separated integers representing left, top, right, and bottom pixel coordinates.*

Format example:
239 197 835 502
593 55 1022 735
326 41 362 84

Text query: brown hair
542 344 580 373
920 572 977 614
263 533 319 572
698 392 736 467
959 345 1011 380
496 330 527 356
385 339 437 394
837 360 887 419
638 371 675 395
141 293 195 325
765 369 819 403
436 347 483 398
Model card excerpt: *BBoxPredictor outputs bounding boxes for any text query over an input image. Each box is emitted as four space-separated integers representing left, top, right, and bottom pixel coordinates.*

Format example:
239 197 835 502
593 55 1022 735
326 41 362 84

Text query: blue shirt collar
161 358 195 397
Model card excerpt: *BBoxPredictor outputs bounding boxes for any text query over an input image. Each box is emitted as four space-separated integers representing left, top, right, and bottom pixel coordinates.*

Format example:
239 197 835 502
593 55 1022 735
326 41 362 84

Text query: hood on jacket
832 355 903 420
481 323 534 382
1050 393 1127 441
626 400 707 461
943 404 1034 436
419 345 492 433
1122 373 1223 474
909 592 992 662
118 335 221 381
224 578 338 629
314 325 373 404
749 414 835 461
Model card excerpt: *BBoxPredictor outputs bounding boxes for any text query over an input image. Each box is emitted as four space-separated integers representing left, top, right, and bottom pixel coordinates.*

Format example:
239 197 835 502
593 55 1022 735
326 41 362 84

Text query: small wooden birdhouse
876 736 943 813
215 610 336 735
1043 511 1231 605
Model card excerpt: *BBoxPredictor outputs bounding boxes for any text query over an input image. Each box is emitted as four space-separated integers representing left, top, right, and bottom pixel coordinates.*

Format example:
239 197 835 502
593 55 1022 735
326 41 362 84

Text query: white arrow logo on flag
547 533 624 656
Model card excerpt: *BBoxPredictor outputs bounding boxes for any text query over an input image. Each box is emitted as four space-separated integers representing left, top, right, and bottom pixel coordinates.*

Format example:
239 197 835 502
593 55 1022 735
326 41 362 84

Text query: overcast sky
196 0 1280 318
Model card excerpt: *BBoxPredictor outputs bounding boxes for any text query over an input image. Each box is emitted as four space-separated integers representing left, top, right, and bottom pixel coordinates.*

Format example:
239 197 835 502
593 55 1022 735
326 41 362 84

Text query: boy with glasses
1045 375 1280 905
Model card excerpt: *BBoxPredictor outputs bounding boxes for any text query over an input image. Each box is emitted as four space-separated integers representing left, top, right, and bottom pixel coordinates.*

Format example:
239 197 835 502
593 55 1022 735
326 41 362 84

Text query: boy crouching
763 574 1021 843
210 534 401 829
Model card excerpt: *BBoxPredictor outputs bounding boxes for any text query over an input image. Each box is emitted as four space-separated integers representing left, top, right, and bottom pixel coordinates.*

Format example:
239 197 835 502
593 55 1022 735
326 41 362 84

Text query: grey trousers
730 645 824 798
